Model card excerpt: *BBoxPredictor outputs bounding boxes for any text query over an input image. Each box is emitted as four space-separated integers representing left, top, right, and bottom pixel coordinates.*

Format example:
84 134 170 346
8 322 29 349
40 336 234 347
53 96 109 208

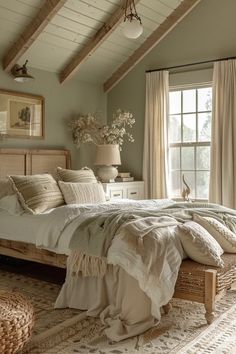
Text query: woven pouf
0 291 34 354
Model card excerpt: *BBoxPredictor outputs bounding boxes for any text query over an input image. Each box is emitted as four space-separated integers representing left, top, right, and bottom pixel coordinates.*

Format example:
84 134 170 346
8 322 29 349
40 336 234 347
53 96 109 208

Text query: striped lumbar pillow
57 167 97 183
58 181 106 205
9 174 64 214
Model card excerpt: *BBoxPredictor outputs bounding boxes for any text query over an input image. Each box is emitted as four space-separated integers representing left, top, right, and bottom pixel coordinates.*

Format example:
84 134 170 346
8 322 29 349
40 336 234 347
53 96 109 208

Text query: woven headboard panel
0 148 71 178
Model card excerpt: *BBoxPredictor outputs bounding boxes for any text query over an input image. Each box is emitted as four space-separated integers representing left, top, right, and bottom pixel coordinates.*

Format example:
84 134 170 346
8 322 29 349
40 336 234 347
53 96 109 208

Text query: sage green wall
107 0 236 180
0 67 106 169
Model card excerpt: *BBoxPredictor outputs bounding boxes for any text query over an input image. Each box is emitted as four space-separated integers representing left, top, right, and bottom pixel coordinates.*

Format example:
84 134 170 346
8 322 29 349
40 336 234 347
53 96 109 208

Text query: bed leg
162 302 172 314
204 269 217 324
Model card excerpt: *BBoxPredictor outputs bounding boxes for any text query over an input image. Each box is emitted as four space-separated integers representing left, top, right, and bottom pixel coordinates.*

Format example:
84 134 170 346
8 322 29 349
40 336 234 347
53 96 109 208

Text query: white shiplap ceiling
0 0 200 91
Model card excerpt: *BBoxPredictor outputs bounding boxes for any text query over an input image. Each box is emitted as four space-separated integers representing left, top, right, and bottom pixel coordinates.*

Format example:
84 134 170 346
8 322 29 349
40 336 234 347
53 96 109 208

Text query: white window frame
168 83 212 201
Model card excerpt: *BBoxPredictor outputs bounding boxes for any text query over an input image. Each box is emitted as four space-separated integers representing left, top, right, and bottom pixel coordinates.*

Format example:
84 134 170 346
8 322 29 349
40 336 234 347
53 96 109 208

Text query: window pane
196 146 210 170
181 147 194 170
183 114 196 142
183 89 196 113
196 171 210 199
198 113 211 142
170 170 181 197
181 171 195 199
169 115 181 143
169 147 180 170
169 91 181 114
168 85 212 200
198 87 212 111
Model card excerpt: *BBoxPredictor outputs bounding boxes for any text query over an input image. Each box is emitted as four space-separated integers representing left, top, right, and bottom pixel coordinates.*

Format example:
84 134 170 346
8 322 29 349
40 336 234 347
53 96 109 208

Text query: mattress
0 209 71 255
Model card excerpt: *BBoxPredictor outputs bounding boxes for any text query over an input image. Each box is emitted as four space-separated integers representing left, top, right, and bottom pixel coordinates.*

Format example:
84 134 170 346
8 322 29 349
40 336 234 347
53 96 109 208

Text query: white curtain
142 71 169 199
209 60 236 209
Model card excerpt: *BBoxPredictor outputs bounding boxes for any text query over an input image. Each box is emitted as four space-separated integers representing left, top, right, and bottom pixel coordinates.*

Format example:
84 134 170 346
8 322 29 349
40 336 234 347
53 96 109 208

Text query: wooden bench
170 253 236 323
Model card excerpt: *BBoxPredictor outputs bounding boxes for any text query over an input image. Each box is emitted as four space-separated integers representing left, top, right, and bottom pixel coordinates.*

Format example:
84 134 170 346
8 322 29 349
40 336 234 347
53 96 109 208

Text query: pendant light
123 0 143 39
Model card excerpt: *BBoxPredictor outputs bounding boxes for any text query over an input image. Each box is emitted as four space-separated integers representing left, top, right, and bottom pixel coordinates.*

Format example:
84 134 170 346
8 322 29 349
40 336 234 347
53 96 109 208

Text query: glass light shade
94 144 121 166
123 18 143 39
14 75 34 83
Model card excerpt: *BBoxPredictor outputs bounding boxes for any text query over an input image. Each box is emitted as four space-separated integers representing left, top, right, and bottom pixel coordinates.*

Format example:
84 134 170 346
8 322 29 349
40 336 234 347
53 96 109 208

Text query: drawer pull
130 192 137 195
113 193 121 197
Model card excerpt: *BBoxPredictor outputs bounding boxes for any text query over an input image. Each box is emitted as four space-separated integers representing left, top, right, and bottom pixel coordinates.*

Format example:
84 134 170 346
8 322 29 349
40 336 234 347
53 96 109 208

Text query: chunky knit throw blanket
67 202 236 278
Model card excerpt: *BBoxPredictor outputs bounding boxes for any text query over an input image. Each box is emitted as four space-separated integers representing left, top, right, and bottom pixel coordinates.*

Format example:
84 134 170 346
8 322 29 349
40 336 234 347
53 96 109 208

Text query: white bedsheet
0 199 175 255
0 207 79 254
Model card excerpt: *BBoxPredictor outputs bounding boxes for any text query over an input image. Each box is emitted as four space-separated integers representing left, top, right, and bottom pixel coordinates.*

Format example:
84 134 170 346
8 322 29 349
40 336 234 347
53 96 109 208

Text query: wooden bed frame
0 239 67 268
0 147 235 325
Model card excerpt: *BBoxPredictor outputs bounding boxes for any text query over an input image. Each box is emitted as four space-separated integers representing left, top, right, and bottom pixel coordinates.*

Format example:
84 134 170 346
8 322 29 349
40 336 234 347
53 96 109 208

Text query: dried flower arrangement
69 109 135 149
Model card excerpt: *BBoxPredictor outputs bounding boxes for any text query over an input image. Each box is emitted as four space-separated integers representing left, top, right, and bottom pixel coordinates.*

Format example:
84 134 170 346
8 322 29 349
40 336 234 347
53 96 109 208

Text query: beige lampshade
94 144 121 166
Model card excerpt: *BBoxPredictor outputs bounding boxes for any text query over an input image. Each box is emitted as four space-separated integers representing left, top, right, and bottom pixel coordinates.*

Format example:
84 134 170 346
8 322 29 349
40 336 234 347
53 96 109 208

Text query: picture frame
0 89 44 139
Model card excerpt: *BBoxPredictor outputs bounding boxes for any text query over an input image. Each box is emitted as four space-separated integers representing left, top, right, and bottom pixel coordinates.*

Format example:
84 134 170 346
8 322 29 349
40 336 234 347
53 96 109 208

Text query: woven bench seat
173 253 236 324
0 291 34 354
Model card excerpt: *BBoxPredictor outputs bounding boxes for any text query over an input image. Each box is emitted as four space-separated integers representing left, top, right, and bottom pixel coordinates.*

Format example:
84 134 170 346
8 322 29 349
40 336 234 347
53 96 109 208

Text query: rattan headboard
0 148 71 178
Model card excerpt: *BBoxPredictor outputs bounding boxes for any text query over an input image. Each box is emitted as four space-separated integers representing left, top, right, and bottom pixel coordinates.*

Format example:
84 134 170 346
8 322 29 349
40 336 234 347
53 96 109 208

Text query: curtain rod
145 55 236 73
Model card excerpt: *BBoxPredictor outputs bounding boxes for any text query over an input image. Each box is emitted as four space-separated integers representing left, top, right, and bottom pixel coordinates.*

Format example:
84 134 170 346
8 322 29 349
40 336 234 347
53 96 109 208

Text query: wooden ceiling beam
3 0 67 72
103 0 202 93
59 0 141 84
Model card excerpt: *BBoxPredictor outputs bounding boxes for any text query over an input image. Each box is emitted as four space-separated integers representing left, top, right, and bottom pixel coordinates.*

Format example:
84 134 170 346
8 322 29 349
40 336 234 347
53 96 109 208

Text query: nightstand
102 181 144 200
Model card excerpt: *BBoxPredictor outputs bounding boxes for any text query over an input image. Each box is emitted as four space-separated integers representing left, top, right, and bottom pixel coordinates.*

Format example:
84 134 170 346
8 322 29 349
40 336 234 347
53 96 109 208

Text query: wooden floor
0 255 66 285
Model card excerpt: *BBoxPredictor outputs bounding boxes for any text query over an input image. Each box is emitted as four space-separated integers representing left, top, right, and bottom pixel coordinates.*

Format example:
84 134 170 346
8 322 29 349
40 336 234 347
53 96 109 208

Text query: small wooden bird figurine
181 174 191 201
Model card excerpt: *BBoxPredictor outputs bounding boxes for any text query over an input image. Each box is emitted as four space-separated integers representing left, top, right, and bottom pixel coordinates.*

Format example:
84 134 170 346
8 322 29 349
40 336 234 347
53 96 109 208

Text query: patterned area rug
0 269 236 354
176 305 236 354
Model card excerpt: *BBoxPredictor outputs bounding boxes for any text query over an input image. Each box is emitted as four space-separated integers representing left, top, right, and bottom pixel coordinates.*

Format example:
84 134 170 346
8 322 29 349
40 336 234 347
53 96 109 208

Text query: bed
1 147 236 341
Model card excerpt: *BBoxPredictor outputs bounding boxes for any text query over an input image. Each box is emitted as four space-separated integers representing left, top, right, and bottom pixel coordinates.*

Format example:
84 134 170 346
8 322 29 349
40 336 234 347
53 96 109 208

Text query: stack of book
115 172 134 182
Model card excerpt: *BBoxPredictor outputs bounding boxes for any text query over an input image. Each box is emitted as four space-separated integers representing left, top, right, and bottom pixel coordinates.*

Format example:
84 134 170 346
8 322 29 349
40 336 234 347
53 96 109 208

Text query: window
168 86 212 200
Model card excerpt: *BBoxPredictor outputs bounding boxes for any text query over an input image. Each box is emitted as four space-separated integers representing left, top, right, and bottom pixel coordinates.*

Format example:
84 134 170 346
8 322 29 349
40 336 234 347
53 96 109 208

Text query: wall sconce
123 0 143 39
11 60 34 83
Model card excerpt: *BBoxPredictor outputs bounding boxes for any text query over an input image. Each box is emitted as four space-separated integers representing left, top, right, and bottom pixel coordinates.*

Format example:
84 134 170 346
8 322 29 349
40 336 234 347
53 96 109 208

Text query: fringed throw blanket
52 201 236 341
69 252 107 277
64 202 236 319
68 202 236 274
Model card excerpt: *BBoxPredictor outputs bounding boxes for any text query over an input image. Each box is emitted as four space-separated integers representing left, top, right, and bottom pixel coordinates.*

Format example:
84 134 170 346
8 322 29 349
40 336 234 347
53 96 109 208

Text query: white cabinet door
127 187 140 199
102 181 144 200
110 188 125 199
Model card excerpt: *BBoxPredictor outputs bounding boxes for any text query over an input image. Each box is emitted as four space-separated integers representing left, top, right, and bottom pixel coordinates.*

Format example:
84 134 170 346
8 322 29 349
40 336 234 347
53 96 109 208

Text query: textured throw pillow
0 178 15 199
58 181 106 205
178 221 224 267
194 214 236 253
9 174 64 214
57 167 97 183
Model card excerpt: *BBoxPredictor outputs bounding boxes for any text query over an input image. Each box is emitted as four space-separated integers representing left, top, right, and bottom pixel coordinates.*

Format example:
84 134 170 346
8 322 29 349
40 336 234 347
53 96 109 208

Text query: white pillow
58 181 106 205
178 221 224 267
0 194 24 215
194 214 236 253
0 178 14 199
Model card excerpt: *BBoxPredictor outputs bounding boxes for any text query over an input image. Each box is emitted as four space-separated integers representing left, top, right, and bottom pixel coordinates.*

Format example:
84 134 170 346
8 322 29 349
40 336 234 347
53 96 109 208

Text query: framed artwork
0 89 44 139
